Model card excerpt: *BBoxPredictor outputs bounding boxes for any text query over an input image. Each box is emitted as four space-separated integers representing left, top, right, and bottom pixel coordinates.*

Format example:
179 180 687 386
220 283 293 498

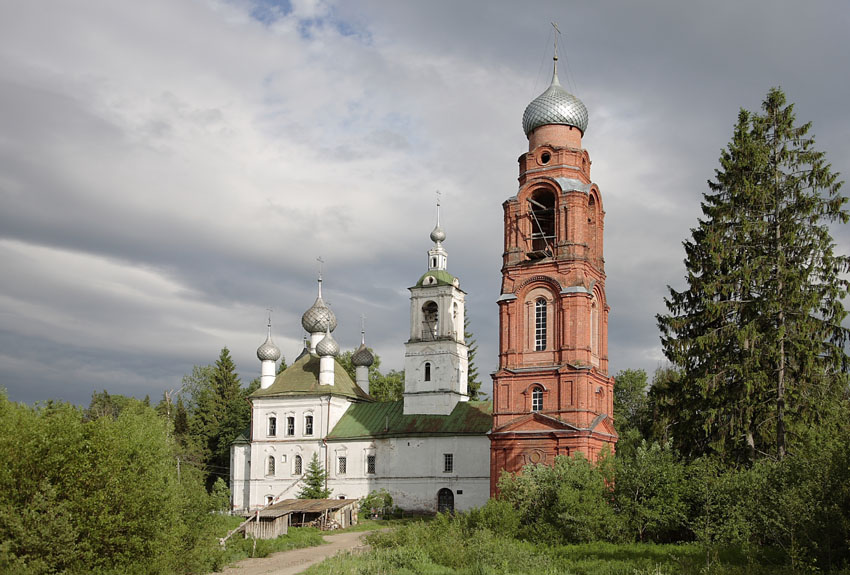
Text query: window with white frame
294 454 303 475
305 415 314 436
366 454 376 474
532 386 543 412
535 298 547 351
443 453 453 473
287 416 295 436
268 416 277 437
338 456 347 475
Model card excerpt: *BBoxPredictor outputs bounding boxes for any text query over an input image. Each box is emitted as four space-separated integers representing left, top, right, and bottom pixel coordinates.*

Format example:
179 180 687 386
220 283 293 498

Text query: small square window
338 456 347 475
305 415 314 436
287 416 295 436
443 453 454 473
366 454 376 474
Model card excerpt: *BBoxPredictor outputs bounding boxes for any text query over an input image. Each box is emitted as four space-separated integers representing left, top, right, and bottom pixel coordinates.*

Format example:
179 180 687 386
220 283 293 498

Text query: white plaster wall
233 395 355 510
326 435 490 512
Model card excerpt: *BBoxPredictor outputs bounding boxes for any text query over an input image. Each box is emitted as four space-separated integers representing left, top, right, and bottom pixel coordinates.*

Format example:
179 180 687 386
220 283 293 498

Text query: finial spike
316 256 324 297
551 22 561 84
266 307 273 335
436 190 441 227
360 314 366 344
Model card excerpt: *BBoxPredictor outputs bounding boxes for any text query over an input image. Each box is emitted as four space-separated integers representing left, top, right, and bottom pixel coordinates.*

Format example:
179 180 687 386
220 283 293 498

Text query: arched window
294 454 302 475
437 488 454 513
591 296 599 359
588 195 598 258
529 189 556 254
531 386 543 412
422 301 438 339
424 362 431 382
267 456 275 476
535 298 547 351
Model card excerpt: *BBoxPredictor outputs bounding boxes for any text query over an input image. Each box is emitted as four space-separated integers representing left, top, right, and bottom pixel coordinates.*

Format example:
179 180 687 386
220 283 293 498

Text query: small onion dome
256 334 281 362
351 343 374 367
522 70 588 136
430 224 446 244
316 331 340 357
301 295 337 334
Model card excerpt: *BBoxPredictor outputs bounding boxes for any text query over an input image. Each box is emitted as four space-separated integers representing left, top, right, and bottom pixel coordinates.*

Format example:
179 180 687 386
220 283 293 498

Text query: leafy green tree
657 88 849 462
359 489 394 518
298 453 331 499
464 310 481 400
497 453 621 544
83 389 134 421
0 392 215 574
370 369 405 401
614 441 688 542
613 369 649 435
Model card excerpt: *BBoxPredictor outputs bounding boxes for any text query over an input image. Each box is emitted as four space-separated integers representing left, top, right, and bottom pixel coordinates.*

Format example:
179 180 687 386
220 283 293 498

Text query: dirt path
215 530 372 575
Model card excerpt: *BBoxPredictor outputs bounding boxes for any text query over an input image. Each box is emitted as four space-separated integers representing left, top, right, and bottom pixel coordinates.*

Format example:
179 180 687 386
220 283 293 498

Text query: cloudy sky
1 0 848 406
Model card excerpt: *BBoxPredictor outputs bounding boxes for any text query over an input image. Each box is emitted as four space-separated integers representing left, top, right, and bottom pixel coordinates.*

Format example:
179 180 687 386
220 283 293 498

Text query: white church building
230 212 493 513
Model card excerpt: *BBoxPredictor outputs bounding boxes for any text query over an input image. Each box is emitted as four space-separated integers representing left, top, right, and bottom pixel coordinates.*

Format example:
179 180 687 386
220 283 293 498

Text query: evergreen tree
298 453 331 499
658 88 849 462
464 310 481 400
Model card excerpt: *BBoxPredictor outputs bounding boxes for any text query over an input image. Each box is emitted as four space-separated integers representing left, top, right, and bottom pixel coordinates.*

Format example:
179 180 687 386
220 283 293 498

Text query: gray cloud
1 0 847 405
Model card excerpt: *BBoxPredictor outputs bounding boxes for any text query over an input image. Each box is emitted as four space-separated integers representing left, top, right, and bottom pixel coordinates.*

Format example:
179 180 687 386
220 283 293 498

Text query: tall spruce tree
658 88 849 462
464 310 481 400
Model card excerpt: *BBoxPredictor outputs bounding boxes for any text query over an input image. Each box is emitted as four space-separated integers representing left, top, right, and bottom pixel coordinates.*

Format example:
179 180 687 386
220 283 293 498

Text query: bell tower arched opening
529 189 556 255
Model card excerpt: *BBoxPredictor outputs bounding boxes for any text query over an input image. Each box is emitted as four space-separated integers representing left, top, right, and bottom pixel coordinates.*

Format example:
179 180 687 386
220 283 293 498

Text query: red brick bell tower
489 54 617 495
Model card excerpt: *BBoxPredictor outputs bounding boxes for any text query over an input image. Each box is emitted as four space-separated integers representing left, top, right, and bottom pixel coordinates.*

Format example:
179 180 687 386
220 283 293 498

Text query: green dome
415 269 458 288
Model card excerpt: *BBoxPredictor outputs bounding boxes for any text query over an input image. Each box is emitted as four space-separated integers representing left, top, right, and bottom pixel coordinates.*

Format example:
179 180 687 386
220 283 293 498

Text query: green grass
302 520 826 575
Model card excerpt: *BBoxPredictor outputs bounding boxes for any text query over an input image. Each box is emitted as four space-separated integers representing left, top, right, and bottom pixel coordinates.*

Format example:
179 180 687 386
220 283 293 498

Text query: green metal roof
327 399 492 440
250 353 372 401
415 269 458 287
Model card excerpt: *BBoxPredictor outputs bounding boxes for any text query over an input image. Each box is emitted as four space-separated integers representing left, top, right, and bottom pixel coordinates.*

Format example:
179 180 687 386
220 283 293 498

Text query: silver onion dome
522 68 588 136
256 334 281 362
316 331 340 357
430 224 446 244
351 343 374 367
301 279 337 334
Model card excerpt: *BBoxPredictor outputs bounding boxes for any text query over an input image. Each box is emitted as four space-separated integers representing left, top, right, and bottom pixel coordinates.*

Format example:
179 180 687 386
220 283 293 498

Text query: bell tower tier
489 54 617 496
403 202 469 415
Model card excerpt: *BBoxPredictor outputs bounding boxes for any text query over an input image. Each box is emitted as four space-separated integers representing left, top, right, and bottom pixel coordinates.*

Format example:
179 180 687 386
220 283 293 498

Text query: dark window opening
422 301 438 340
338 456 347 475
424 362 431 382
268 416 277 437
444 453 453 473
540 151 551 164
529 190 556 254
287 416 295 436
366 455 376 474
305 415 313 436
437 488 454 513
294 454 302 475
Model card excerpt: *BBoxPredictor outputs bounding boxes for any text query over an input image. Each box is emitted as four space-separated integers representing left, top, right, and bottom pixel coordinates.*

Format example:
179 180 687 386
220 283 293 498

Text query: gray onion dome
351 343 374 367
522 68 588 136
301 286 337 334
316 331 340 357
430 224 446 244
256 334 281 362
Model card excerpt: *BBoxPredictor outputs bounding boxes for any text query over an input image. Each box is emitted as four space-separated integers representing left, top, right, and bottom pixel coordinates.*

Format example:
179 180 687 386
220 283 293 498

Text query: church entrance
437 488 454 513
